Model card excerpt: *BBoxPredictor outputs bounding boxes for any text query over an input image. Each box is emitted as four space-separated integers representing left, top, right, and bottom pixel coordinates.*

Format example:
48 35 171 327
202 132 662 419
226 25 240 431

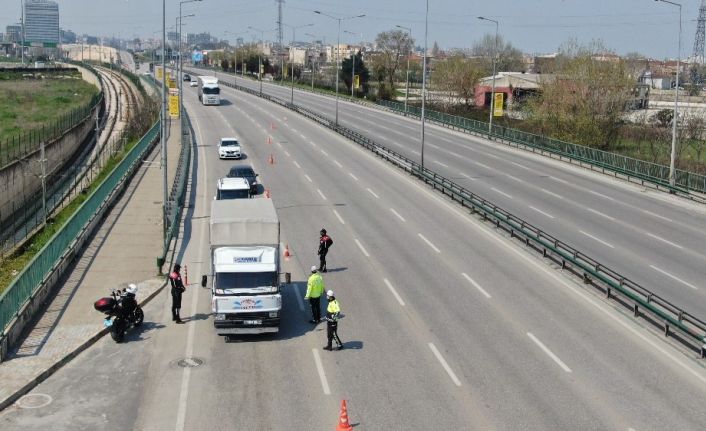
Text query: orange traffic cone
268 154 274 165
283 244 291 258
336 400 353 431
265 188 271 198
270 121 276 130
267 136 272 144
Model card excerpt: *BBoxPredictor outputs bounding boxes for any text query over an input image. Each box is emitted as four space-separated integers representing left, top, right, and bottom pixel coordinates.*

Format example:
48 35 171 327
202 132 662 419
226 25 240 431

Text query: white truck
197 75 220 105
206 199 282 335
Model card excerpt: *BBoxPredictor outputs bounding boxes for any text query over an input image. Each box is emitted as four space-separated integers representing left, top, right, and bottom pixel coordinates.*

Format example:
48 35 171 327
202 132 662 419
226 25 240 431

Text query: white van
216 177 250 200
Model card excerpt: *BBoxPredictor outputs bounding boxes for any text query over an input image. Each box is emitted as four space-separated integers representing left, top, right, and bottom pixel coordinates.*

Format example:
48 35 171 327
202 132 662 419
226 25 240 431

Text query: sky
1 0 703 59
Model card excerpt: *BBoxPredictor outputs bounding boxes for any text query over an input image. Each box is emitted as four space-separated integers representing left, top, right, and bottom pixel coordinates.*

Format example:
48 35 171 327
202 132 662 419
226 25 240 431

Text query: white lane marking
650 265 698 290
348 172 359 181
418 233 441 253
484 153 501 160
429 143 441 149
434 160 449 168
321 149 328 156
474 161 492 169
334 160 343 168
309 141 318 147
646 233 683 250
317 189 327 200
411 150 421 155
354 239 370 257
293 161 302 169
529 206 555 219
383 278 406 306
588 190 616 201
300 133 307 139
586 208 615 221
292 283 305 311
628 428 636 431
312 349 331 395
276 142 283 148
549 176 569 185
507 175 523 183
491 187 513 199
541 188 565 200
333 209 346 225
304 174 313 182
461 273 491 299
284 150 291 157
449 151 463 158
291 128 298 132
641 209 672 222
459 172 477 181
580 230 615 249
511 161 532 171
527 333 572 373
390 208 406 222
367 188 380 199
428 343 462 386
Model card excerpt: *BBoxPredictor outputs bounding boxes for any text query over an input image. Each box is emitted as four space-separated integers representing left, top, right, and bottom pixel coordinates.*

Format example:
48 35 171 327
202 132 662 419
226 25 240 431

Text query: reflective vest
327 299 341 315
305 273 325 298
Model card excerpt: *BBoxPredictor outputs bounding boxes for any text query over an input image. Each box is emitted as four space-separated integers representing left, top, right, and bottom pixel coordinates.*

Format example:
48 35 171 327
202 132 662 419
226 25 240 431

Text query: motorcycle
94 284 144 342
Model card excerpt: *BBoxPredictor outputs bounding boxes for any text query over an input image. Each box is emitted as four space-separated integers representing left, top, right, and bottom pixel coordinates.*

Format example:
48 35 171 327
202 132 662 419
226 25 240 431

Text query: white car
190 80 198 87
218 137 242 159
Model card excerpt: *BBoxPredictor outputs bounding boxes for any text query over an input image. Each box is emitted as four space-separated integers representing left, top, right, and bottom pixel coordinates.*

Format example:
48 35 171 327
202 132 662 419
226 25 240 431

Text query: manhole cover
16 393 53 409
177 357 203 368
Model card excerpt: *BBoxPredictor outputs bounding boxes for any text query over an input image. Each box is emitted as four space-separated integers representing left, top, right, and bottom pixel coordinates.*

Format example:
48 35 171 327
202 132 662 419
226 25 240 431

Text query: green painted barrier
0 121 160 335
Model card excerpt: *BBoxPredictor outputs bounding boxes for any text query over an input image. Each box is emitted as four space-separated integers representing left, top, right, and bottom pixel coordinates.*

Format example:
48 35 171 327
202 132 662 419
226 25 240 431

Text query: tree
374 29 414 96
471 34 524 74
524 41 635 149
431 56 484 107
220 58 229 71
341 51 370 96
431 41 440 57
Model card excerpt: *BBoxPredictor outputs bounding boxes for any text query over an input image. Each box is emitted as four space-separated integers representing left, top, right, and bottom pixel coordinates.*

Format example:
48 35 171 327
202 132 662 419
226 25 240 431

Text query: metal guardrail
377 100 706 199
0 121 160 336
224 79 706 357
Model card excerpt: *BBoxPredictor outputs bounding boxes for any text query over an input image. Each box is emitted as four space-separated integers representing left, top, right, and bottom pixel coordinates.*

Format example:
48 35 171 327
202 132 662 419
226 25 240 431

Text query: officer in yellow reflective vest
323 290 343 351
305 266 325 323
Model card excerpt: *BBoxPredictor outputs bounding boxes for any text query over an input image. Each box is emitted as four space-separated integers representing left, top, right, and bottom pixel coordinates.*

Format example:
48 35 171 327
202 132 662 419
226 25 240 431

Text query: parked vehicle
228 164 259 193
216 177 251 199
205 199 282 335
218 137 241 159
94 285 144 343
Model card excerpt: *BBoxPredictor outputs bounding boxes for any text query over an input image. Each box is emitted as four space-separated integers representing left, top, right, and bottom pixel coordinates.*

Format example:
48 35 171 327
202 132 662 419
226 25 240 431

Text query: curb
0 279 166 412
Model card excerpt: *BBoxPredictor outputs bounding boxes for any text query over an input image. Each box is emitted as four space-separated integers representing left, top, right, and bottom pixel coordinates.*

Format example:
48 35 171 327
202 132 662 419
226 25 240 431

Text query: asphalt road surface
3 79 706 431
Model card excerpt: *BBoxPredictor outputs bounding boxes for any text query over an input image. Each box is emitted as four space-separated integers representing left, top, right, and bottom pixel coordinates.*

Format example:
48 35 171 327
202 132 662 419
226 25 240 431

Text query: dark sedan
227 164 259 193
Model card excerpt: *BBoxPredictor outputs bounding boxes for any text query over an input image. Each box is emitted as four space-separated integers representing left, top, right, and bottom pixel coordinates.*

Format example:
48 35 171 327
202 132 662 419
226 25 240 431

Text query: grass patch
0 75 99 144
0 137 140 295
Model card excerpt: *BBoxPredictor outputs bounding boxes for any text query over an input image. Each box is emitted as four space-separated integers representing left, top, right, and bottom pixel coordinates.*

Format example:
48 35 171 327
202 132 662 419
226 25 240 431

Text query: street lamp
344 30 363 98
420 0 429 168
478 16 499 135
283 23 314 105
396 25 412 114
248 26 270 95
177 13 195 126
305 32 323 91
314 10 365 126
655 0 681 187
224 31 248 85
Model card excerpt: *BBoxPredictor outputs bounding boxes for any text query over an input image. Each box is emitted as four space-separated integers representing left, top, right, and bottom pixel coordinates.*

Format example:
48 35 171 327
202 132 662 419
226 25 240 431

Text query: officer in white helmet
304 265 325 323
323 289 343 351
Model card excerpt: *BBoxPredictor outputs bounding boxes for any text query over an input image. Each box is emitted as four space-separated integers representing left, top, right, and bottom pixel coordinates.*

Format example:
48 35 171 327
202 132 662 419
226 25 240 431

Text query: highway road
194 68 706 321
3 74 706 430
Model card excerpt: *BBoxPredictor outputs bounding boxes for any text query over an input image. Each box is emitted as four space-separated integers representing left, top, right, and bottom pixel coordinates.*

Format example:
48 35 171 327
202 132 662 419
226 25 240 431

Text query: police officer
169 263 186 324
304 265 325 323
323 290 343 351
318 228 333 272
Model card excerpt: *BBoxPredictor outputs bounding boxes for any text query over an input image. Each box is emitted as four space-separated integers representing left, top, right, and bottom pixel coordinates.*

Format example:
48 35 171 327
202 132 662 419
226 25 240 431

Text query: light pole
178 13 195 127
248 26 268 95
20 0 24 64
655 0 681 187
420 0 429 168
396 25 412 114
224 31 247 85
314 11 365 126
478 16 499 135
306 32 323 91
161 0 168 243
283 23 314 105
344 30 362 98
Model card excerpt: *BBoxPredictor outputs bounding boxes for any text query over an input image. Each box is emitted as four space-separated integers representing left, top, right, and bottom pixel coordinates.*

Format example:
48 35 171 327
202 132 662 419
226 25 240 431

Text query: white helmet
326 290 334 297
126 283 138 295
311 265 318 273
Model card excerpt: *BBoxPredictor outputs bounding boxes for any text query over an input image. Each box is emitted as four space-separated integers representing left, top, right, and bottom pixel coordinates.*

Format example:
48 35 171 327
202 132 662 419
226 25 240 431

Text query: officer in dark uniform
169 263 186 324
318 228 333 272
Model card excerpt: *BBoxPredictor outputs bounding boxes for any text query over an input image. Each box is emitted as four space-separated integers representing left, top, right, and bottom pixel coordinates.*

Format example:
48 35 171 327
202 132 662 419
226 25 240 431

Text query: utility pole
20 0 25 64
396 25 412 114
478 16 499 135
276 0 285 82
420 0 429 168
161 0 168 240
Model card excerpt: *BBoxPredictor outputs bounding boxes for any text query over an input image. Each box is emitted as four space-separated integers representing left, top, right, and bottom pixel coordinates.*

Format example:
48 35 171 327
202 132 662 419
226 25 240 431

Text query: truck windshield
215 272 278 293
203 87 220 95
217 189 249 199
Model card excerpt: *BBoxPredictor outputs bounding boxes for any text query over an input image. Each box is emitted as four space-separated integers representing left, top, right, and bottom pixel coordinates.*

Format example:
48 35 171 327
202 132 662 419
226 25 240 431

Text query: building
60 28 76 44
24 0 59 45
187 32 212 47
474 72 549 108
5 24 22 43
